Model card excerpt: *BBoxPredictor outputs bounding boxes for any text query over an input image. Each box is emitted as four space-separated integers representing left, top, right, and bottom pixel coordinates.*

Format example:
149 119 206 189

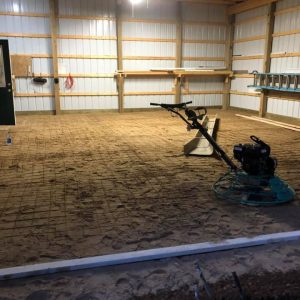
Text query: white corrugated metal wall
230 5 269 111
58 0 118 111
230 0 300 119
121 0 176 108
181 2 227 106
268 0 300 118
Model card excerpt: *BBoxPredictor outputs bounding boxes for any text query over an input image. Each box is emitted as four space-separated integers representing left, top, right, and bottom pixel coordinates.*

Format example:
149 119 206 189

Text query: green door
0 40 15 125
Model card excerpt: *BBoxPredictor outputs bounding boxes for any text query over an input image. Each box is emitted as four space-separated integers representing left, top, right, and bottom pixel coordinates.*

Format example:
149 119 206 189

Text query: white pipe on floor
1 230 300 280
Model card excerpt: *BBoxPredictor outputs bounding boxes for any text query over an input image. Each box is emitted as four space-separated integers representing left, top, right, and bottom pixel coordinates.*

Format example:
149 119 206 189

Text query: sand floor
0 240 300 299
0 109 299 269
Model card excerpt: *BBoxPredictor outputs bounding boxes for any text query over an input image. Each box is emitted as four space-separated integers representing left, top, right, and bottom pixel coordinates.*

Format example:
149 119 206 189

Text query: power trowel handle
150 101 192 110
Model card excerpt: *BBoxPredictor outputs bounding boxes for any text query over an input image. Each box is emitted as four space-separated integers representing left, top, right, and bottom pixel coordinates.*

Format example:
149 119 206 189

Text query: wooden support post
116 0 124 113
49 0 60 115
259 2 276 117
223 15 235 110
175 2 183 104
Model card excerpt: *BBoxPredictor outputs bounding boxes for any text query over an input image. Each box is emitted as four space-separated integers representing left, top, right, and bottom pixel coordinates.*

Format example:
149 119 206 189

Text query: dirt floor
0 109 299 269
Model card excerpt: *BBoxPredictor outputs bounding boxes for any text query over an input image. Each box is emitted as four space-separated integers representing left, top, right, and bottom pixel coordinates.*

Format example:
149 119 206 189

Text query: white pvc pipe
1 230 300 280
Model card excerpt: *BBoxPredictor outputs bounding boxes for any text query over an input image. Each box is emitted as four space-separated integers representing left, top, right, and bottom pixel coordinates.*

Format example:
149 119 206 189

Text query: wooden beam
271 52 300 58
60 92 118 96
259 2 276 118
123 56 176 60
183 39 226 44
58 15 115 21
232 55 264 60
183 56 225 61
223 15 235 110
0 12 49 17
0 33 51 38
183 90 226 95
122 18 176 24
233 35 266 43
235 15 267 25
228 0 278 15
49 0 60 115
58 54 117 59
122 37 176 43
275 5 300 16
230 90 261 97
125 91 175 96
58 35 116 40
116 1 124 113
181 0 237 5
183 21 227 26
175 2 183 104
273 29 300 37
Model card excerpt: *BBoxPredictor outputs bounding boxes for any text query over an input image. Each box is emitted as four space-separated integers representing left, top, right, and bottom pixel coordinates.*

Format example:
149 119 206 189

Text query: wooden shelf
115 70 233 77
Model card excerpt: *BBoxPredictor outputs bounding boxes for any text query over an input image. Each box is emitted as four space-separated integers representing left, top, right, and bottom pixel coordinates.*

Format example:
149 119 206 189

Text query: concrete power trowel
150 101 296 206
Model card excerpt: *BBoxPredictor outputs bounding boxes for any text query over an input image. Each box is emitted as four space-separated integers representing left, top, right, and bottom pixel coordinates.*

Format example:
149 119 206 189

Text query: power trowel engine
233 136 277 177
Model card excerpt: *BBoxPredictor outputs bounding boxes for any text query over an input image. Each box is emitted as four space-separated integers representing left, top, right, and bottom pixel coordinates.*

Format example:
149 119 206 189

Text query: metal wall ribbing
57 0 118 110
230 5 269 111
121 0 176 108
181 2 227 107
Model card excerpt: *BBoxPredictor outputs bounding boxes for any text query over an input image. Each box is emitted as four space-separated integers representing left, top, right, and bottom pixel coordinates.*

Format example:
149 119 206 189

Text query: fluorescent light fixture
129 0 143 4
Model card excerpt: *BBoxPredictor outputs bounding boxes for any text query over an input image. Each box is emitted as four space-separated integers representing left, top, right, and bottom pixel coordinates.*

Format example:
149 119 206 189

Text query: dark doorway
0 40 15 125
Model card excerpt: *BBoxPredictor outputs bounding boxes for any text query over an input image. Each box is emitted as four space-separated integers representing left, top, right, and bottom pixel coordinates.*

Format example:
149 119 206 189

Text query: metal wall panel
183 24 227 40
182 3 226 22
0 16 50 34
124 95 174 109
182 94 222 107
58 58 117 74
233 40 265 56
58 0 115 17
124 78 174 92
183 43 225 58
58 19 116 36
32 58 53 74
58 39 117 56
59 78 116 93
183 60 225 68
270 57 300 73
188 77 224 91
14 97 54 111
122 41 175 57
235 5 269 22
277 0 300 11
0 0 50 13
232 59 264 72
270 5 300 75
61 96 118 110
274 12 300 33
122 22 176 39
272 34 300 54
267 97 300 118
235 20 266 40
3 37 51 54
121 0 176 20
231 77 254 92
230 94 260 111
15 78 53 93
123 59 175 70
